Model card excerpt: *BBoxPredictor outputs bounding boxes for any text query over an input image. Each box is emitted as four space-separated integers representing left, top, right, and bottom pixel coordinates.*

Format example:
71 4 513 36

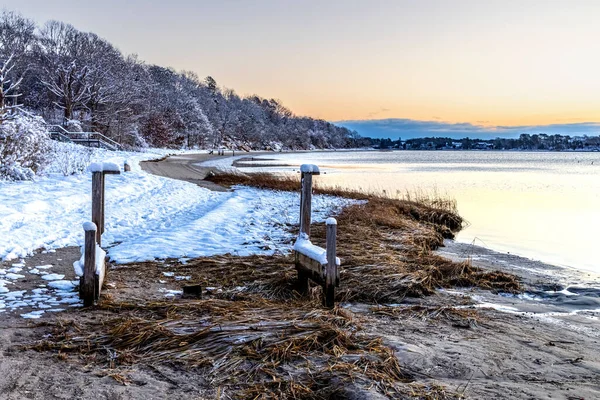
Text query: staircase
48 125 122 151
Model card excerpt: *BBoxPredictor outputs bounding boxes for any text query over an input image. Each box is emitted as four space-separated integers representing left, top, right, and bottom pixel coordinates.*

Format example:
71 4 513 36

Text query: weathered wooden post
325 218 337 308
90 163 121 246
91 170 103 245
82 222 97 307
124 161 131 172
299 164 320 236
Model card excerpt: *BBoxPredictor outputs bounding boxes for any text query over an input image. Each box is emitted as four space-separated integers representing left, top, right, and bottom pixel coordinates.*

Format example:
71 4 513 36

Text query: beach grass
26 168 519 398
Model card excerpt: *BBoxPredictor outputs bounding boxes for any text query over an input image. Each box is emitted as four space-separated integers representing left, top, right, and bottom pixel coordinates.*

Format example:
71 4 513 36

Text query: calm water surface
240 151 600 274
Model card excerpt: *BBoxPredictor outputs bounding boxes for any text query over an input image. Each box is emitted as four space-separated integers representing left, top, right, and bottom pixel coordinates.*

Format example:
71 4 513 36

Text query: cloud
365 107 391 118
335 118 600 140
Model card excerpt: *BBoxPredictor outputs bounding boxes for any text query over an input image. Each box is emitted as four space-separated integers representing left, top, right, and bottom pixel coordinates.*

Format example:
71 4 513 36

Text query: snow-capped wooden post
299 164 320 237
124 161 131 172
90 162 121 246
294 164 340 308
79 221 108 306
81 222 97 307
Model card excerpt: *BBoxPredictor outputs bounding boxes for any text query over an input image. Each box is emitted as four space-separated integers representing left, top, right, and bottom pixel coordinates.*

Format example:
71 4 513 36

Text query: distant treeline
0 11 362 150
370 134 600 151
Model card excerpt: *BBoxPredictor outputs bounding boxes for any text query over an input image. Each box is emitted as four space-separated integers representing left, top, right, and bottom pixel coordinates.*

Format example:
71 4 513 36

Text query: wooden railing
79 162 122 306
293 164 340 308
48 125 122 151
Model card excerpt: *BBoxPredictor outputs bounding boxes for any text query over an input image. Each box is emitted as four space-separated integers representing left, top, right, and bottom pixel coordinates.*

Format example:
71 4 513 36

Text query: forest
0 11 363 150
373 134 600 151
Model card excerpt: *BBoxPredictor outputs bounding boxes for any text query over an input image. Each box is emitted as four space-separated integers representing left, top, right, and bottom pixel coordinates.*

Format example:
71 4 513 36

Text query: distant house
475 142 493 150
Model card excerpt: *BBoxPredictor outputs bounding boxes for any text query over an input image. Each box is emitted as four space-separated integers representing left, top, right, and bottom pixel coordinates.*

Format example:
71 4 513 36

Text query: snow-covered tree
0 54 22 122
1 12 360 150
37 21 92 123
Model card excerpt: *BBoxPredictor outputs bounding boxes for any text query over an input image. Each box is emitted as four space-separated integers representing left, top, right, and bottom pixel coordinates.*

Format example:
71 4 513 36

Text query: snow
2 147 356 276
73 247 84 276
108 186 352 263
21 310 45 319
83 222 97 232
1 145 356 264
96 245 106 284
72 242 105 278
293 236 341 266
41 273 65 281
326 217 337 226
300 164 320 174
0 148 192 261
196 155 249 170
89 161 121 173
48 280 77 290
159 288 183 298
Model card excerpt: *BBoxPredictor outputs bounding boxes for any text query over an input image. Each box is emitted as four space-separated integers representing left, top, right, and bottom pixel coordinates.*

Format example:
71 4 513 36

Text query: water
237 150 600 275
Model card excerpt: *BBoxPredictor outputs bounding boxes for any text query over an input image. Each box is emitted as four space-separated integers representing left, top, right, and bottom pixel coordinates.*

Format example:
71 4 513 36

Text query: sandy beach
0 153 598 399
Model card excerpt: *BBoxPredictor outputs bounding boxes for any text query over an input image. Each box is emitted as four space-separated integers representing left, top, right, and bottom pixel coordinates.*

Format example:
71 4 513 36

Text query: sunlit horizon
3 0 600 130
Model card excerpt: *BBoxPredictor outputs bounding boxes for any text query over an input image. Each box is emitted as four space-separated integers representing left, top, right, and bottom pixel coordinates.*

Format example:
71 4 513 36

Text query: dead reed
25 168 519 399
29 297 416 398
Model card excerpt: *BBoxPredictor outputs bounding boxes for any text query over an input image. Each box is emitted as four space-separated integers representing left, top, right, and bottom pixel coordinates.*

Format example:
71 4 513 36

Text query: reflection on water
239 151 600 274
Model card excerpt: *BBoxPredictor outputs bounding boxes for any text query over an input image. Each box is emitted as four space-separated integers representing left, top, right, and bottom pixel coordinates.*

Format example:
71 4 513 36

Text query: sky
3 0 600 138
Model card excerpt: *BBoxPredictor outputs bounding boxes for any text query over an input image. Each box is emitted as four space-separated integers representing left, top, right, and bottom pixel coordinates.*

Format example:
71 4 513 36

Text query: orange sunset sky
3 0 600 128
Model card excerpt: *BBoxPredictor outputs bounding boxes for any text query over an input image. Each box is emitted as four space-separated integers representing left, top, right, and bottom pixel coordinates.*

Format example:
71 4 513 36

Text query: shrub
0 114 50 180
48 141 93 176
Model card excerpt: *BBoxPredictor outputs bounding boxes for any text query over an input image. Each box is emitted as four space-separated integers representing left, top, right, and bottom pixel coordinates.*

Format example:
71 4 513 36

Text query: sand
0 152 598 399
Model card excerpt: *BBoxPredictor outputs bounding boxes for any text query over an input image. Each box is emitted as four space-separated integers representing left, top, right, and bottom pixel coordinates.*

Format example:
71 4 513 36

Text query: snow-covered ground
1 146 357 317
0 261 78 319
1 146 355 263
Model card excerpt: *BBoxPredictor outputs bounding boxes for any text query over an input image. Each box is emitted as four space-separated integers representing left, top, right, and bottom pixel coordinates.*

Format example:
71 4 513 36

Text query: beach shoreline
0 152 599 399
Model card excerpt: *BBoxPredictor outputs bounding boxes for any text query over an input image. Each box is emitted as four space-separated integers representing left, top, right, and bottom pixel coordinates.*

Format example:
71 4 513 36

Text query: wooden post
100 173 106 235
124 161 131 172
82 223 97 307
91 171 103 246
299 164 320 237
325 218 337 308
296 260 310 295
299 173 313 237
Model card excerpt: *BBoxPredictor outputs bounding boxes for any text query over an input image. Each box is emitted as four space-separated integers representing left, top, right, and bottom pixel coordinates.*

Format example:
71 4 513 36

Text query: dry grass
29 297 417 398
372 305 482 329
25 169 519 399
